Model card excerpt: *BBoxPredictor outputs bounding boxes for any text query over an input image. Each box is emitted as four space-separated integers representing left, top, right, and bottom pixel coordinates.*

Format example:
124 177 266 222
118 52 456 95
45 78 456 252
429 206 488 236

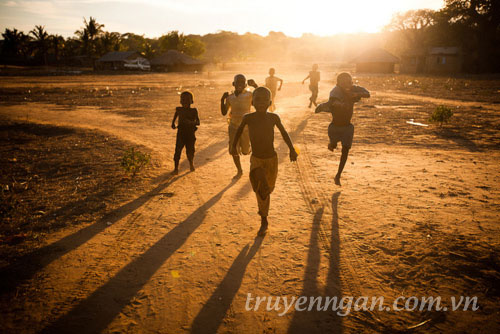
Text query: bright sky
0 0 444 38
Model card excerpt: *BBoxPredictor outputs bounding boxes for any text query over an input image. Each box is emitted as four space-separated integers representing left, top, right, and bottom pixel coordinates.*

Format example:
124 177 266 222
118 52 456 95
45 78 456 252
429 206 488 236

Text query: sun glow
0 0 444 37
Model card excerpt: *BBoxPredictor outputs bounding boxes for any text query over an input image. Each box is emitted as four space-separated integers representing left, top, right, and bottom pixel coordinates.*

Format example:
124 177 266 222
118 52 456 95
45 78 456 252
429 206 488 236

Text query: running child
265 68 283 112
221 74 258 177
302 64 320 108
171 91 200 175
231 87 298 236
315 72 370 186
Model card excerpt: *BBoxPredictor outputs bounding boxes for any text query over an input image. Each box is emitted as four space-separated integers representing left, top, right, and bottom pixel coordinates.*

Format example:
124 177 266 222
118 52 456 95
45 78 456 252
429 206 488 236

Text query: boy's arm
274 115 298 162
314 102 331 113
247 79 258 88
171 109 178 129
194 109 200 126
302 74 309 84
352 86 370 99
278 78 283 91
230 117 247 155
221 92 230 116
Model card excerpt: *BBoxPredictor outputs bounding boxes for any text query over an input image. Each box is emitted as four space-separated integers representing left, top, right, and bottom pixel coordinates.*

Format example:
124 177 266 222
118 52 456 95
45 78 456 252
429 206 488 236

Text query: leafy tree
75 17 104 58
182 37 205 58
385 9 436 53
440 0 500 72
30 25 49 65
1 28 31 59
99 31 122 55
140 42 156 59
51 34 65 63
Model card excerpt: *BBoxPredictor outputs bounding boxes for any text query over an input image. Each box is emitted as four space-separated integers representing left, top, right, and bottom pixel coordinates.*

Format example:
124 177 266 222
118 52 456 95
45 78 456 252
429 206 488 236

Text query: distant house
400 50 427 74
151 50 204 72
352 48 399 73
96 51 150 71
400 47 462 74
425 47 462 74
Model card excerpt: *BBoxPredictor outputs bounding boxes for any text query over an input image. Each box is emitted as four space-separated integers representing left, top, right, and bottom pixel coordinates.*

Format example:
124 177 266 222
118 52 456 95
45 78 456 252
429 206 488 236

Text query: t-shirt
265 76 282 93
176 107 199 131
309 71 320 86
226 90 252 126
243 112 281 159
315 85 369 126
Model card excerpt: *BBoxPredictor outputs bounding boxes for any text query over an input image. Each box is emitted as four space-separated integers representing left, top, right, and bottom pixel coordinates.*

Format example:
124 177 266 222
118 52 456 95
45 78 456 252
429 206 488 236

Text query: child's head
252 87 272 112
312 64 318 71
337 72 353 91
180 91 194 107
269 68 275 76
232 74 247 92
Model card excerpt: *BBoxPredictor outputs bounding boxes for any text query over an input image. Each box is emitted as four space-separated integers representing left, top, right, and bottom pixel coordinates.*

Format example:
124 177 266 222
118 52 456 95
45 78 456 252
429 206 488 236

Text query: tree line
0 17 205 67
385 0 499 72
1 0 498 72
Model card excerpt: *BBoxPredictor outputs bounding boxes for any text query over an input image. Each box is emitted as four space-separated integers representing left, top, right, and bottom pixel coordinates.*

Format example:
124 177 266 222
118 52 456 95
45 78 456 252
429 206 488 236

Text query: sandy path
375 91 500 111
1 87 499 333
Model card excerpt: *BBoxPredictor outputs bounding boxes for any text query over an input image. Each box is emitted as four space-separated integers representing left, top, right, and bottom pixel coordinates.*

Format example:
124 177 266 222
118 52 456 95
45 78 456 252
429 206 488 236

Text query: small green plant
120 147 150 176
429 105 453 127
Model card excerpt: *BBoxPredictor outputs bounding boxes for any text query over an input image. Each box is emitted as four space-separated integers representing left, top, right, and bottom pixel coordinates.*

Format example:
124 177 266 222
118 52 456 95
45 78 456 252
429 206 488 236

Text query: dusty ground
0 68 499 333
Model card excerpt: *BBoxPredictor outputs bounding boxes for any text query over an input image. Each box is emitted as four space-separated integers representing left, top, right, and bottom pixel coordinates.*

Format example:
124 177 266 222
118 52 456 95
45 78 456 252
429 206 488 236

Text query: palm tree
30 25 49 66
99 31 121 55
2 28 31 59
75 17 104 58
51 34 65 64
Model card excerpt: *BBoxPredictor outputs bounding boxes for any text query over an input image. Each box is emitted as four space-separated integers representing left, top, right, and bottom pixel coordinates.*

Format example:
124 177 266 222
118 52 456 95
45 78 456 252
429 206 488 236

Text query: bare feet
171 169 179 175
328 142 336 151
258 217 268 236
334 174 341 186
189 162 195 172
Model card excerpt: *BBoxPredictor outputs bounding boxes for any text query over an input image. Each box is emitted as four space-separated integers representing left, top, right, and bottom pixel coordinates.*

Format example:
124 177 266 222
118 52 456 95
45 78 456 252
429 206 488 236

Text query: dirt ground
0 67 499 333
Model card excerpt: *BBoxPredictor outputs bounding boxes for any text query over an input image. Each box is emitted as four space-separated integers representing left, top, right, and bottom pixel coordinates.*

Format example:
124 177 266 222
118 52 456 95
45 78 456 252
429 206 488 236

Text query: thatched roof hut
151 50 204 72
352 48 399 73
97 51 150 71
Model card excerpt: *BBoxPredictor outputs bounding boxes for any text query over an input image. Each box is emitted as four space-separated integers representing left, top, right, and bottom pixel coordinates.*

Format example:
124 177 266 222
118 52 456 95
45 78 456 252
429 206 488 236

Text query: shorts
228 122 251 155
328 123 354 149
250 154 278 217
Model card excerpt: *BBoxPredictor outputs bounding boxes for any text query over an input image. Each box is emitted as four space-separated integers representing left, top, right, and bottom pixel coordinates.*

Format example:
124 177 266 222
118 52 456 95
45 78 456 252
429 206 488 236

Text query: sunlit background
1 0 444 37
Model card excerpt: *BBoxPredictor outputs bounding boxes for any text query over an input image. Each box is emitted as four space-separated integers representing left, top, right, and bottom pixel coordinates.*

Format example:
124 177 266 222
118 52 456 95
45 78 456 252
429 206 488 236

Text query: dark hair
337 72 352 84
180 90 194 102
253 86 271 100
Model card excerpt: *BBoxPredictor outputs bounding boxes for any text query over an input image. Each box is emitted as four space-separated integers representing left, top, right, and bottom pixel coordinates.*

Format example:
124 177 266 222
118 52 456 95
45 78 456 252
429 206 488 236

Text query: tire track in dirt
286 103 393 331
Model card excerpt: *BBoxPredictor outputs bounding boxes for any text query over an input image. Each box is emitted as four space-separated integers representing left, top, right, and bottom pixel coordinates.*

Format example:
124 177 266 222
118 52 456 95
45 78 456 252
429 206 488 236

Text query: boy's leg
172 132 184 174
185 132 196 171
308 86 313 108
310 85 318 107
250 155 278 236
270 91 277 111
335 124 354 186
327 123 339 151
335 147 349 185
228 124 244 176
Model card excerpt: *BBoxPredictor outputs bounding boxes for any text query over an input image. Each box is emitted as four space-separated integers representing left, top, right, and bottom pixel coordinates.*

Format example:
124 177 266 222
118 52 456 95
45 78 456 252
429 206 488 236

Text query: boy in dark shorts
315 72 370 186
231 87 298 236
302 64 320 108
171 91 200 175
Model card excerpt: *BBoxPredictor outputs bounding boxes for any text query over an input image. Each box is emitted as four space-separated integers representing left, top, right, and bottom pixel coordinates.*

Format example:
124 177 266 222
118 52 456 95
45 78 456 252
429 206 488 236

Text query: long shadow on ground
288 192 342 334
191 236 263 333
0 139 227 295
40 179 237 334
